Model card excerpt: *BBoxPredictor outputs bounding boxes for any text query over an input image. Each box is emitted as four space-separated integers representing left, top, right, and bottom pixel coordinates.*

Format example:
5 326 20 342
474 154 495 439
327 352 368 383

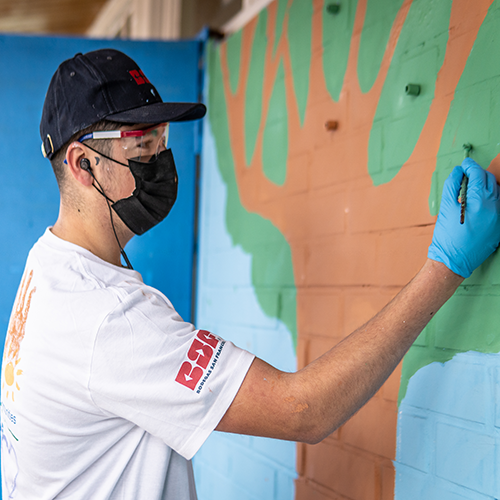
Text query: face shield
78 123 170 163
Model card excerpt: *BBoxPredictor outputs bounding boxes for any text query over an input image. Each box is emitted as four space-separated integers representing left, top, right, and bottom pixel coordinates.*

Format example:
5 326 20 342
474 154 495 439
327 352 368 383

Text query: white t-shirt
1 229 255 499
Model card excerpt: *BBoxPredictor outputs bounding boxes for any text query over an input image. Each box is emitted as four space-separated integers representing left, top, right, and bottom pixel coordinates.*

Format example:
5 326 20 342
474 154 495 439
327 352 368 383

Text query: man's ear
65 142 94 187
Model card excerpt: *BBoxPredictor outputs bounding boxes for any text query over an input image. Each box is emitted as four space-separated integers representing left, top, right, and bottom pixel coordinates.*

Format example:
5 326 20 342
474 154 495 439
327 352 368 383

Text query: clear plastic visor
84 123 170 163
119 123 169 162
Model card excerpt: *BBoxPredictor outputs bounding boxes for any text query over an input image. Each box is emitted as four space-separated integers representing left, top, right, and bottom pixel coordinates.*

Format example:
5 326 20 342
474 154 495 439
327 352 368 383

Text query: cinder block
197 285 279 329
343 289 396 337
434 294 500 352
381 461 395 500
294 477 341 500
224 446 277 499
348 163 435 234
251 322 297 372
297 288 343 338
394 463 428 500
304 233 378 286
380 361 403 403
281 192 310 242
303 334 339 365
251 436 296 471
494 367 500 428
435 422 495 497
203 249 253 287
298 101 343 154
437 81 492 158
304 441 377 500
341 397 397 460
306 187 348 238
275 468 297 500
310 142 352 189
396 411 431 472
394 462 492 500
376 227 432 287
468 251 500 286
400 354 488 424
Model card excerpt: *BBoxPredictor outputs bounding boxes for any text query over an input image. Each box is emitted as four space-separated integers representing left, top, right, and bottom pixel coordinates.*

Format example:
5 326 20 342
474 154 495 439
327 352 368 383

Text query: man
1 48 499 499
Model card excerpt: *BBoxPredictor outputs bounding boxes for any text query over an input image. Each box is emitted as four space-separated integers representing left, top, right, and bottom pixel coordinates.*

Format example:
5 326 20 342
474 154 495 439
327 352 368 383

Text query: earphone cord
91 176 134 270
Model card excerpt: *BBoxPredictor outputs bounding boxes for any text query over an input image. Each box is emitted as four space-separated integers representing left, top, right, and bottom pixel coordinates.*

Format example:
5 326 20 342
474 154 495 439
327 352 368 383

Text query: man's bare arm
217 259 462 443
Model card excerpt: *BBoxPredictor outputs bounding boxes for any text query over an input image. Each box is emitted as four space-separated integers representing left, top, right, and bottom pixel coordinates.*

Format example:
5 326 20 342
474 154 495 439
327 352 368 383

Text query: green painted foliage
400 0 500 403
208 42 297 346
368 0 452 186
262 60 288 185
245 10 268 166
288 0 312 125
322 0 358 102
226 29 242 94
273 0 288 56
357 0 405 93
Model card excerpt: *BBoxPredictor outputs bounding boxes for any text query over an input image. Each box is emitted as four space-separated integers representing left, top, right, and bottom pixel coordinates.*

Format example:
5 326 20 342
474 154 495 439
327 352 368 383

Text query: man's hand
428 158 500 277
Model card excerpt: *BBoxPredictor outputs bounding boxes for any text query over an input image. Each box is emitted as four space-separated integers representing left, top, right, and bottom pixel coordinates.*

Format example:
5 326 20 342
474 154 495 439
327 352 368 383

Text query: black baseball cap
40 48 206 159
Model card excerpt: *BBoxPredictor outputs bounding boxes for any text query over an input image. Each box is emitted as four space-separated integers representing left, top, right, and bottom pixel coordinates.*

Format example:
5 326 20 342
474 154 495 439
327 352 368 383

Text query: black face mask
110 149 178 235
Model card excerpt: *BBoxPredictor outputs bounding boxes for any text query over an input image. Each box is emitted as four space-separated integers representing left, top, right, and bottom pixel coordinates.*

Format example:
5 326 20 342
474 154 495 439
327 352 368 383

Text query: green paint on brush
208 41 297 347
368 0 452 186
263 60 288 186
245 10 268 166
322 0 358 102
288 0 312 125
357 0 405 93
226 28 242 94
399 0 500 405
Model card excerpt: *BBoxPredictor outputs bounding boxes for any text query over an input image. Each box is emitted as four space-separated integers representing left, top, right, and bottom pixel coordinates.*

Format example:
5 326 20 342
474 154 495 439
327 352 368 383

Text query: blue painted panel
0 34 201 340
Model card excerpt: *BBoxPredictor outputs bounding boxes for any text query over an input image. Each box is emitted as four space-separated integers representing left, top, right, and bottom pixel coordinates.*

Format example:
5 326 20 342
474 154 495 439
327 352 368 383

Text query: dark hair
50 120 123 191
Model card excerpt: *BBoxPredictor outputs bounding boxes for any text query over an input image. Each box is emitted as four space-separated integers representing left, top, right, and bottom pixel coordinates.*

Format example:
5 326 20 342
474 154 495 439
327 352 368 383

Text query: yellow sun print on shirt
2 270 36 402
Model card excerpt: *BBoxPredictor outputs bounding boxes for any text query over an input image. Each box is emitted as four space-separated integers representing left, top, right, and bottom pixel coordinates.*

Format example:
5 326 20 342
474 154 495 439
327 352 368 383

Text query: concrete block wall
193 106 297 499
195 0 500 499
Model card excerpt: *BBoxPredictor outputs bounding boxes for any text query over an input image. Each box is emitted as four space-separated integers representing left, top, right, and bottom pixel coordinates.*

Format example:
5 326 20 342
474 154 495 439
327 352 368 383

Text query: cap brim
107 102 206 123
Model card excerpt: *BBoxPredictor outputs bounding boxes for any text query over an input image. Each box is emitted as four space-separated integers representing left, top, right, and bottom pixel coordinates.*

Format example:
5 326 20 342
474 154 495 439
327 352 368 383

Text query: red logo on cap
129 69 150 85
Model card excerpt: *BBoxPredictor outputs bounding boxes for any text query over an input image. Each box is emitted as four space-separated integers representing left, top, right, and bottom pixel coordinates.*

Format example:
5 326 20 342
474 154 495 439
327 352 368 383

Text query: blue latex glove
428 158 500 278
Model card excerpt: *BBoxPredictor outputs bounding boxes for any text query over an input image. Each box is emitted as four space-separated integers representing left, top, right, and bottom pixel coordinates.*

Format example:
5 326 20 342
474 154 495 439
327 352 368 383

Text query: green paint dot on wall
262 60 288 186
367 0 452 186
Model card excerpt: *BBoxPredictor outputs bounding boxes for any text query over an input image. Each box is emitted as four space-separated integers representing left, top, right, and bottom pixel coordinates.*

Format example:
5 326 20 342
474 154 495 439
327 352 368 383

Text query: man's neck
52 205 131 268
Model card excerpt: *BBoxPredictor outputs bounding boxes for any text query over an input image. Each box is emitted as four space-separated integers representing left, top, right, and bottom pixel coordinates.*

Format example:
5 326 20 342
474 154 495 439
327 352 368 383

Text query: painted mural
199 0 500 498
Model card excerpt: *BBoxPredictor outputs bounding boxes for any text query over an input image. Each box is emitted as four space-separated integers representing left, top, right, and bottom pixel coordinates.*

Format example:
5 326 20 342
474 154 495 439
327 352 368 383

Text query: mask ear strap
83 157 134 270
91 176 115 204
83 143 129 168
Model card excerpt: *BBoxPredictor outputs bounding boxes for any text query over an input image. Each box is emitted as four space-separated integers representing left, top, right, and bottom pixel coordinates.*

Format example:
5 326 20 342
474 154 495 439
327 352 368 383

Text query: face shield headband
78 123 170 162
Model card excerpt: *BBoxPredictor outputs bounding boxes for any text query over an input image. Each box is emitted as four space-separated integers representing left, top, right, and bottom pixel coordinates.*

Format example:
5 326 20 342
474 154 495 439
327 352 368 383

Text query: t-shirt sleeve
88 286 255 460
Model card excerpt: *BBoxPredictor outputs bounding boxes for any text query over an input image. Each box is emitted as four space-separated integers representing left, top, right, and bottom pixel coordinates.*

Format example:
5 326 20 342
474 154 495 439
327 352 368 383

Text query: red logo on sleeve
175 330 224 392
